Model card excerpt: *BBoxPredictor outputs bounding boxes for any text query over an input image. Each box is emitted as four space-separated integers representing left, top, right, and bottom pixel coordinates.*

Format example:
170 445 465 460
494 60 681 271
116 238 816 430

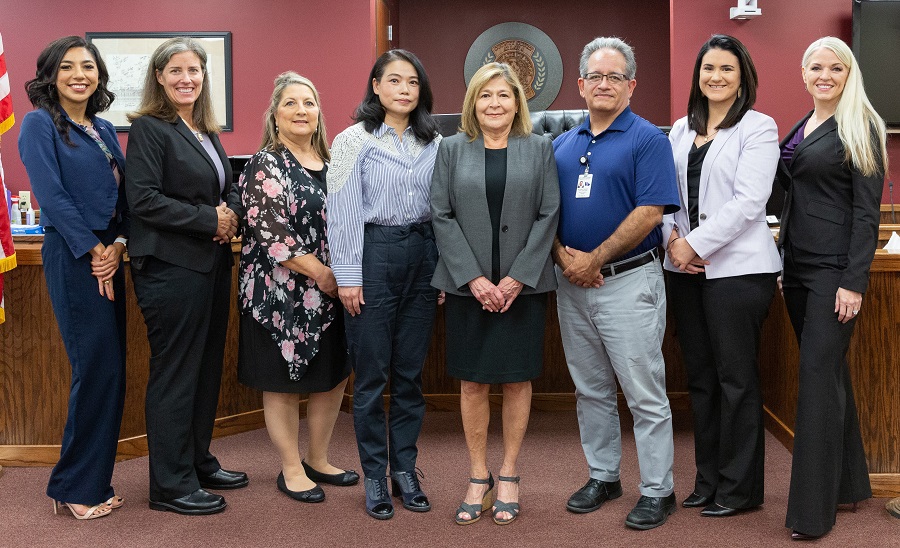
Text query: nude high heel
53 500 112 520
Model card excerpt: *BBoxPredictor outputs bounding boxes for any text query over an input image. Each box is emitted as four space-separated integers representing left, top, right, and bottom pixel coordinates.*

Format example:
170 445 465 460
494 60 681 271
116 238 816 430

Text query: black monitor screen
853 0 900 127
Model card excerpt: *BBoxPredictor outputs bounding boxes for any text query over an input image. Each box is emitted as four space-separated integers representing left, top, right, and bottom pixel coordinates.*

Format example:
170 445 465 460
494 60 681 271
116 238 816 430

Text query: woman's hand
496 276 524 313
315 267 338 298
468 276 504 312
214 202 239 244
90 242 123 301
338 286 365 316
667 231 709 274
835 287 863 324
438 291 446 306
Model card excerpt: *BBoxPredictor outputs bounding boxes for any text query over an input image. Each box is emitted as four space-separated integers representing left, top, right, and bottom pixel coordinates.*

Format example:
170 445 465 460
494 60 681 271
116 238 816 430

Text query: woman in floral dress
237 72 358 503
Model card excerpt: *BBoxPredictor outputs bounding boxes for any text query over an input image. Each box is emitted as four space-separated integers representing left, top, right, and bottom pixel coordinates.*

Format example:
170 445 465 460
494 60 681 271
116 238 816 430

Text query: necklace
703 129 719 143
180 117 204 142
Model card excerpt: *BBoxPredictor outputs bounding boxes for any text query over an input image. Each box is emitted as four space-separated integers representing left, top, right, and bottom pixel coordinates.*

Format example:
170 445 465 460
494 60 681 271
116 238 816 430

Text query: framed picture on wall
85 31 233 131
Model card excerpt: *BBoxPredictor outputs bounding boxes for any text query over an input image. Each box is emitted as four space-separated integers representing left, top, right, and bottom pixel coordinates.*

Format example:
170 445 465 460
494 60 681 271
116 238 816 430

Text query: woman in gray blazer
661 35 780 517
430 62 560 526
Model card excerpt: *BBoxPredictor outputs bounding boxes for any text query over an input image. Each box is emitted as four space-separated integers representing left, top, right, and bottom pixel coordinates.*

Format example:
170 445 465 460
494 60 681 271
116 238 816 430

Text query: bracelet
114 237 128 248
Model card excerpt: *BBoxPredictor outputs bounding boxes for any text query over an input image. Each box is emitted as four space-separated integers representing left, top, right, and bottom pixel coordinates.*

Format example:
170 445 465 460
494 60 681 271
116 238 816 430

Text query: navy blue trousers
43 226 126 505
346 223 438 479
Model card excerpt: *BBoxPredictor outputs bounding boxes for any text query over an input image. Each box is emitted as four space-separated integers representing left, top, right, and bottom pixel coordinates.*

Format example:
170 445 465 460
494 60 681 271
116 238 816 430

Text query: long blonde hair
259 72 330 162
803 37 887 177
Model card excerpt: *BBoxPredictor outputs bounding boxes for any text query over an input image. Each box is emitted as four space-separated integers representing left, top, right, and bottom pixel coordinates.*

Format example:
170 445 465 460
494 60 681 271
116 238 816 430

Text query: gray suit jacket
430 132 560 296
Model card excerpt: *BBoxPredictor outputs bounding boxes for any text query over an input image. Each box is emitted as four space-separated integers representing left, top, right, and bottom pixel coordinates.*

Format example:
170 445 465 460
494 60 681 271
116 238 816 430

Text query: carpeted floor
1 410 897 547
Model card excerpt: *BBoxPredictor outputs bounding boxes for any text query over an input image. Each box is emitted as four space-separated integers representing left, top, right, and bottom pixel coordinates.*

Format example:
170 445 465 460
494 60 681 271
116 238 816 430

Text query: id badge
576 173 593 198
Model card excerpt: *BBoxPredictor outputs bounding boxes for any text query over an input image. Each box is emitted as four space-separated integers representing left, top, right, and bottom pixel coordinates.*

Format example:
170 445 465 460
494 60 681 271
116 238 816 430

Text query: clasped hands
89 240 126 301
214 202 239 244
554 242 604 288
667 227 709 274
468 275 523 313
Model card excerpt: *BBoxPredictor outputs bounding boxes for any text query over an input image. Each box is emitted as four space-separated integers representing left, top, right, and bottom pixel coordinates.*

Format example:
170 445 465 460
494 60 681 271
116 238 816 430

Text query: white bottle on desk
9 197 21 225
25 206 35 225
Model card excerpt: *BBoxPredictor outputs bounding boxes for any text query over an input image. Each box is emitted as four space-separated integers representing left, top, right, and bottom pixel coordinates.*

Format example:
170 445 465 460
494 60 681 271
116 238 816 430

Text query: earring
275 125 279 133
737 88 742 99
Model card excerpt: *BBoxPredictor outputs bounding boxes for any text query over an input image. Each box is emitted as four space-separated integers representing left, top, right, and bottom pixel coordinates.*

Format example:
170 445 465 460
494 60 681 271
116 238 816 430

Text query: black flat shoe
364 477 394 520
197 468 249 490
149 488 226 515
301 460 360 486
391 469 431 512
791 530 821 541
566 478 623 513
700 502 739 517
682 492 713 508
277 472 325 503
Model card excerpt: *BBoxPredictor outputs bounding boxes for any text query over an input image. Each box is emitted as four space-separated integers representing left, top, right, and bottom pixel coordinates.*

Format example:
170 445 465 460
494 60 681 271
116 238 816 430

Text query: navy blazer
125 115 233 273
430 132 560 296
777 112 884 293
18 107 127 258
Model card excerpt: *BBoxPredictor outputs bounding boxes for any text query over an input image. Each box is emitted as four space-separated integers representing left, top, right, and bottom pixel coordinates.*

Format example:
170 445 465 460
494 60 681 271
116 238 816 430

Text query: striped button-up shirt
327 122 441 286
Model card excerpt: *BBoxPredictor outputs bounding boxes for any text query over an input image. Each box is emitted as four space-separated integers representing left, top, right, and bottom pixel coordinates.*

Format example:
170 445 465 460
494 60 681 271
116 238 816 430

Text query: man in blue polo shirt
553 36 680 531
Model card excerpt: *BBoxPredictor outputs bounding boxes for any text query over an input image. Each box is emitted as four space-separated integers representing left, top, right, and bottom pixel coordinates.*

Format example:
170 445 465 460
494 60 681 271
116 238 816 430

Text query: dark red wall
671 0 897 202
395 0 672 123
1 0 375 196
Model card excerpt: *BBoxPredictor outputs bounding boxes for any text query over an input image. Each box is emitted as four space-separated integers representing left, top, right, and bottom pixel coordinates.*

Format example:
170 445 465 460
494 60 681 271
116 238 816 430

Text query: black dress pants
782 245 871 537
667 270 776 509
132 247 232 501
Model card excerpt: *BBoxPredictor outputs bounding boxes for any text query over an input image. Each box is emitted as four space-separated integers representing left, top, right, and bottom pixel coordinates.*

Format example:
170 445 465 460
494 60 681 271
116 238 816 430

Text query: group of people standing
16 28 886 542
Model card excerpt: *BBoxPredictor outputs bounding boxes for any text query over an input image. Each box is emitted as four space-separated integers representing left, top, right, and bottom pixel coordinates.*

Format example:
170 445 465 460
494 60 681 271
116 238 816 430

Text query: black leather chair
435 110 670 140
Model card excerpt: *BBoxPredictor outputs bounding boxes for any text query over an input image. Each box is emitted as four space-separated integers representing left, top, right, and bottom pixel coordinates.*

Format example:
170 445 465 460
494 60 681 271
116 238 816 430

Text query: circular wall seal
464 22 563 111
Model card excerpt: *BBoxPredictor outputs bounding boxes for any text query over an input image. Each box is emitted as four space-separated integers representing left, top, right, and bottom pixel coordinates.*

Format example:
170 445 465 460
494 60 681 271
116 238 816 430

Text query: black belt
599 248 659 277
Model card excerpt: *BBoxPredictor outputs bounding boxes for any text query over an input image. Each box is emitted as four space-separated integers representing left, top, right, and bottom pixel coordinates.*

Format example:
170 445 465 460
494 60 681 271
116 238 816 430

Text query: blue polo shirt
553 107 679 261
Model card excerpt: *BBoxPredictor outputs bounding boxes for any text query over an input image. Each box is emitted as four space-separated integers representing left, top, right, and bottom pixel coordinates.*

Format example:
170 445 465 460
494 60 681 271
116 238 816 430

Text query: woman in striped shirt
327 49 441 521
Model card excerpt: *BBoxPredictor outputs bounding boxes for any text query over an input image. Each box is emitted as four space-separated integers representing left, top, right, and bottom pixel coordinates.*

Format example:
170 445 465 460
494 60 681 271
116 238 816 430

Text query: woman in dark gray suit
430 62 560 526
778 36 887 540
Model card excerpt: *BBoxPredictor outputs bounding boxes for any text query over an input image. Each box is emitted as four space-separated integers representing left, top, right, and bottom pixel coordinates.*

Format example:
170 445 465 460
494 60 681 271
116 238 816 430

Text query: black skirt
238 313 350 394
444 292 547 384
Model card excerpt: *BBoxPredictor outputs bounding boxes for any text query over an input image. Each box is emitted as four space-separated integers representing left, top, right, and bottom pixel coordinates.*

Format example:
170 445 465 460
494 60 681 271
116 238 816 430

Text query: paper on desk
884 232 900 253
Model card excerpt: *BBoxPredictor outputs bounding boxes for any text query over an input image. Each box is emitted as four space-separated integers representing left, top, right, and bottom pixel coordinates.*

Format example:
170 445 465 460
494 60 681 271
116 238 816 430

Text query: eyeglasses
582 72 629 85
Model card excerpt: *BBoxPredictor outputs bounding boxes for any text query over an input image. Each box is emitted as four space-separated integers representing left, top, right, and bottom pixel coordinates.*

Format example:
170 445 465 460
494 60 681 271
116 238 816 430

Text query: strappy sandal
492 475 520 525
455 474 495 525
53 500 111 520
106 495 124 509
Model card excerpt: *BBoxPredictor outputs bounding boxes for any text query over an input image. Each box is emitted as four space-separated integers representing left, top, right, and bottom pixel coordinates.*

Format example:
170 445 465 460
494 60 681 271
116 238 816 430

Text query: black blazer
776 112 884 293
125 115 234 273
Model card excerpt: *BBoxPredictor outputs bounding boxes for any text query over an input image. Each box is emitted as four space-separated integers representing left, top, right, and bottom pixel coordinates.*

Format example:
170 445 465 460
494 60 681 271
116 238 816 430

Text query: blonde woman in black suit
126 37 245 516
431 62 560 526
777 36 887 541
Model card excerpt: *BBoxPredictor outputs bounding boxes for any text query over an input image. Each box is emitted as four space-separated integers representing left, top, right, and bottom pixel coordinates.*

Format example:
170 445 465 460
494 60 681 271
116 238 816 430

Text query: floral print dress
238 147 338 380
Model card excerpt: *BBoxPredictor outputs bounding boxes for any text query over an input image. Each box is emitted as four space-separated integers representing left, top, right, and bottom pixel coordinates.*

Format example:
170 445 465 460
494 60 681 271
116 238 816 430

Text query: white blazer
661 110 781 279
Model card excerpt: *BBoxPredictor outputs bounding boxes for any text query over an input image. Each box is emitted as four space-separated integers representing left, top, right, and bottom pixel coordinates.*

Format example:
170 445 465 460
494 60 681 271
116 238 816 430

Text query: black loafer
277 472 325 503
625 493 676 530
566 478 623 513
391 470 431 512
302 460 360 486
682 491 714 508
700 502 739 517
364 477 394 520
149 488 226 515
197 468 249 490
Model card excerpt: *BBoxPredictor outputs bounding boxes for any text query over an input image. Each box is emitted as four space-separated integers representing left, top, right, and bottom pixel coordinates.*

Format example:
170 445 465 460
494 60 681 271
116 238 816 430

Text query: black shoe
149 488 226 515
302 460 360 486
276 472 325 503
364 477 394 520
566 478 623 513
682 491 714 508
700 502 739 517
197 468 249 490
391 469 431 512
624 493 676 530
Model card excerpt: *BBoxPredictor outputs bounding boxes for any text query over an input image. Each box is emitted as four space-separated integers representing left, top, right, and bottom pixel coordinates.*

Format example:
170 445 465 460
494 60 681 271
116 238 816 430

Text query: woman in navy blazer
777 37 887 541
431 62 560 526
661 35 780 517
125 37 244 516
18 36 127 520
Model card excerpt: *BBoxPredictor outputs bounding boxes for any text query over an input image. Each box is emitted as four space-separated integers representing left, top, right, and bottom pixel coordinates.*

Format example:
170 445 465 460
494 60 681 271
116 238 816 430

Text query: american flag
0 31 16 324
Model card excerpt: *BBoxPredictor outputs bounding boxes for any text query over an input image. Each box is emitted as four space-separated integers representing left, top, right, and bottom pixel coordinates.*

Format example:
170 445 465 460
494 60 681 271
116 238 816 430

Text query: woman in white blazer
661 35 780 517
